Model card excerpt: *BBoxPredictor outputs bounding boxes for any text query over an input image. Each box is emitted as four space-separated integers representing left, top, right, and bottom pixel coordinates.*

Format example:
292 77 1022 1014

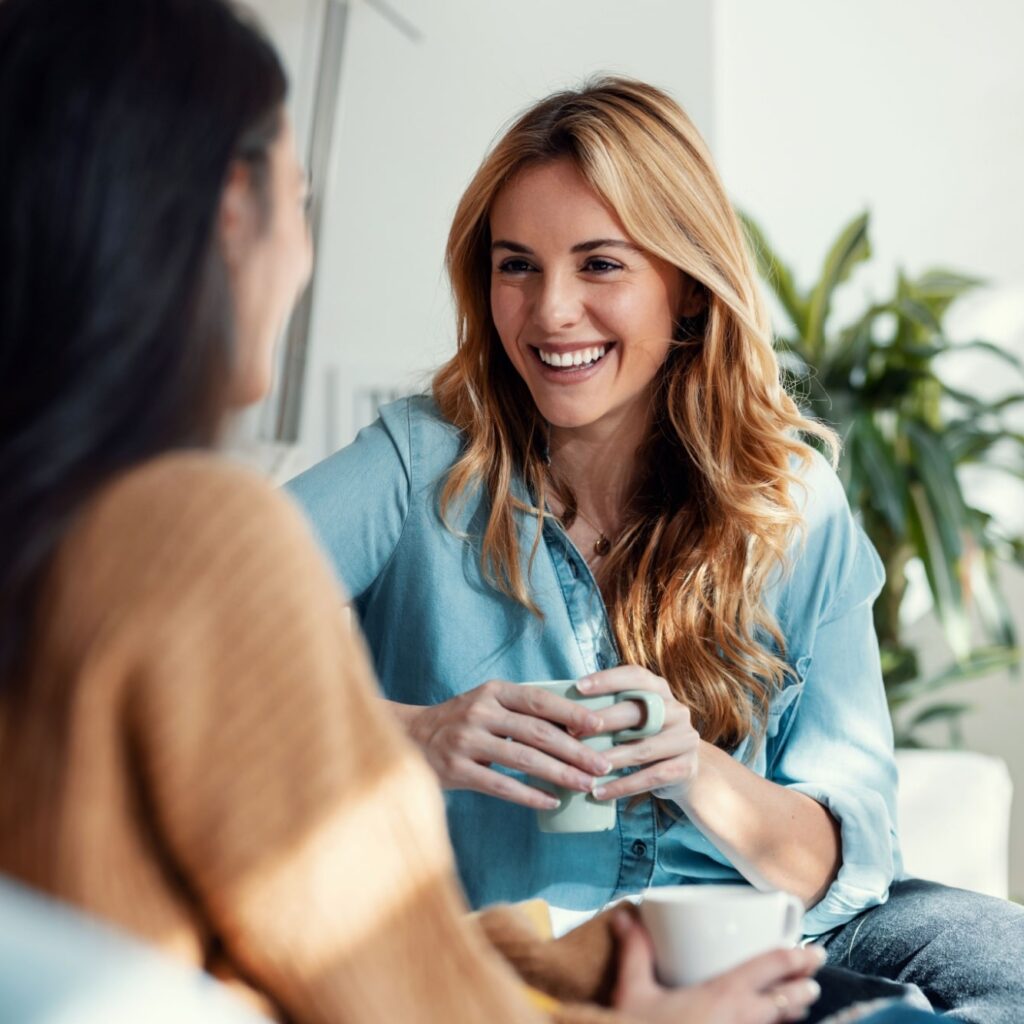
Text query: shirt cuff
786 782 898 937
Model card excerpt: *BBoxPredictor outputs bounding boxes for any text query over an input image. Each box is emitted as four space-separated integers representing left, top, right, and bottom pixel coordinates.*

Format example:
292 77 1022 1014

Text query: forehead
489 158 630 244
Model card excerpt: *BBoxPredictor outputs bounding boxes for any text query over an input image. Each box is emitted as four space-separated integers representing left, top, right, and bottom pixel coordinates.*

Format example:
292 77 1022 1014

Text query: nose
532 269 584 333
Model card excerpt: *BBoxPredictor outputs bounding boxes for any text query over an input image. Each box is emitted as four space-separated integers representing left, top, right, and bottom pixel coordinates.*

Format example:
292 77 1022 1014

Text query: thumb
612 910 661 1007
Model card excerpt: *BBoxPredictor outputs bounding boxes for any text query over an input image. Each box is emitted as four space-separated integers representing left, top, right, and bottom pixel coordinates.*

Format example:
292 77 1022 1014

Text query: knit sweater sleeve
85 455 547 1024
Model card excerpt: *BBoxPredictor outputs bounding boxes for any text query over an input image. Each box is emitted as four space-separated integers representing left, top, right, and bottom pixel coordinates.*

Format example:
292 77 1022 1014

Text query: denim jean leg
819 877 1024 1023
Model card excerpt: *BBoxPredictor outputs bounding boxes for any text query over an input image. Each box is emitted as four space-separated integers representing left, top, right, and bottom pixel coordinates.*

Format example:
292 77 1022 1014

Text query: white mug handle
780 893 805 946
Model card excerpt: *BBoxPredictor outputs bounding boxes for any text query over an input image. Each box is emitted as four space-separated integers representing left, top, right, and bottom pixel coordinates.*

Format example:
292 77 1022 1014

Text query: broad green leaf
940 382 993 412
900 340 947 360
892 296 943 337
805 212 871 363
846 414 907 533
968 542 1017 649
990 393 1024 414
738 212 809 335
913 268 986 297
909 269 986 320
892 732 928 748
903 702 973 730
905 421 969 563
820 303 885 379
944 424 1024 464
905 270 983 325
906 481 970 660
926 646 1020 687
886 646 1020 706
946 339 1024 375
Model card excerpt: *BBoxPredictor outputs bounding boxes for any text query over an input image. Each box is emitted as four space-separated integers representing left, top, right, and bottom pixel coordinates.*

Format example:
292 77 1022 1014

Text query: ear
677 274 707 319
217 161 258 270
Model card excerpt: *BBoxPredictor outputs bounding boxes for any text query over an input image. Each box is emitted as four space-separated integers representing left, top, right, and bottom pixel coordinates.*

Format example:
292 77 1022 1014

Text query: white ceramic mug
639 885 804 987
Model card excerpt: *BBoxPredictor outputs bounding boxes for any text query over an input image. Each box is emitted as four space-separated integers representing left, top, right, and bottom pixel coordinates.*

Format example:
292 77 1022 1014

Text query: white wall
295 0 715 464
714 0 1024 290
714 0 1024 898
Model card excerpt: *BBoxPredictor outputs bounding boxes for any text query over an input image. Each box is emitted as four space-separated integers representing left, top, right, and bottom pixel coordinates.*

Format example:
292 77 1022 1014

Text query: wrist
385 699 427 736
661 740 717 811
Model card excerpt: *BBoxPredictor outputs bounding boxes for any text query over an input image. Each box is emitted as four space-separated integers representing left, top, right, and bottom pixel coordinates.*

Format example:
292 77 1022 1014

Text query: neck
547 401 652 529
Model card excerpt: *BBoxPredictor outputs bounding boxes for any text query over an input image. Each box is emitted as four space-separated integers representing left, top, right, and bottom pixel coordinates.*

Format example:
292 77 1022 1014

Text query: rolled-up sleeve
771 458 902 937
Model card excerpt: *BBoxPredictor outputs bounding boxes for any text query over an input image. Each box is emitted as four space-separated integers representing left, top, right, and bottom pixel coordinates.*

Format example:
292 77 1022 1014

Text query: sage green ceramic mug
524 679 666 833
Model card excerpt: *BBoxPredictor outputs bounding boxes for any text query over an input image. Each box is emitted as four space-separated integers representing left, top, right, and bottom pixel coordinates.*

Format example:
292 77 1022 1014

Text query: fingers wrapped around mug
576 666 700 802
407 679 612 809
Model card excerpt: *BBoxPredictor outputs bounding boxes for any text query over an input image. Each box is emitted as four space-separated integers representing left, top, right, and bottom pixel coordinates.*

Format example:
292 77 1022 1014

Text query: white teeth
538 345 608 368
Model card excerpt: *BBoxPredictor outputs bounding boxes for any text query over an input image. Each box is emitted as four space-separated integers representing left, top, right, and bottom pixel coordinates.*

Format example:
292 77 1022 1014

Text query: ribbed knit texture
0 454 628 1024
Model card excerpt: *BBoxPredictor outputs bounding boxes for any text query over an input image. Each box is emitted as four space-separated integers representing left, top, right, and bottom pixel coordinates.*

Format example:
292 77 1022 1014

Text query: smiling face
489 158 699 439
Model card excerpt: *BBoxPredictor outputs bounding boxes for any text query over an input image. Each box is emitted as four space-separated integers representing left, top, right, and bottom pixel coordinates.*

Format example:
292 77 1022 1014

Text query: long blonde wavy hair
434 76 837 750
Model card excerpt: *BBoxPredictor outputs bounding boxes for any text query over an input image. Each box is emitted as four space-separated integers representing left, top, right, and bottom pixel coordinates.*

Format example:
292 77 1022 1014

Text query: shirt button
631 840 647 858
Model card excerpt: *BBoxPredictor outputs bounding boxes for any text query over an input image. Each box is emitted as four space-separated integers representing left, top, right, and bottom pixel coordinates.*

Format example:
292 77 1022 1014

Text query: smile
531 343 614 371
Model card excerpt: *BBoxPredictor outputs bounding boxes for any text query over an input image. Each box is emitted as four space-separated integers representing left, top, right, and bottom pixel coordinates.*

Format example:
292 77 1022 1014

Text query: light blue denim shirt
287 396 903 937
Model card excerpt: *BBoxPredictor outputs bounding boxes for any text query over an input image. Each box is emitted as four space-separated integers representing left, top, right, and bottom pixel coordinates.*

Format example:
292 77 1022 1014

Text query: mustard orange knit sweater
0 455 628 1024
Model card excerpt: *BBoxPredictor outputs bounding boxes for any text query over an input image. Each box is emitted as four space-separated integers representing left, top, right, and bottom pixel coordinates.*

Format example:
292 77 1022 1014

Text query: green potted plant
741 211 1024 745
741 211 1024 897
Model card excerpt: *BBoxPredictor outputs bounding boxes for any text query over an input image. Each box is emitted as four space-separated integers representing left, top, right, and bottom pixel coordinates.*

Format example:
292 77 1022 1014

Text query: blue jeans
820 878 1024 1022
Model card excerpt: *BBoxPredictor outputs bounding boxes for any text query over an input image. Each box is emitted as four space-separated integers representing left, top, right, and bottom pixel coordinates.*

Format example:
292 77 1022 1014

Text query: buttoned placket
542 517 658 899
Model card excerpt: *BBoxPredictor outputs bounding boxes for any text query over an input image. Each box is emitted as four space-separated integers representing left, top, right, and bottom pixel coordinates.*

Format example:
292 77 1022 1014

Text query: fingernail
804 979 821 999
587 715 603 731
576 677 593 692
592 785 607 799
542 795 560 809
594 759 612 775
808 945 827 966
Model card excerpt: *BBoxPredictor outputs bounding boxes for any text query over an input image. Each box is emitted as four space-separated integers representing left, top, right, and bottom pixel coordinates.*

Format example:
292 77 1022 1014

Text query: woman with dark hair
0 2 838 1023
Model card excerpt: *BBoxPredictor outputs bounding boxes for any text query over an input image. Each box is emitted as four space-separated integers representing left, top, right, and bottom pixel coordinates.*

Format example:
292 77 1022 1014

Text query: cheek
610 287 673 336
490 284 527 353
282 214 313 296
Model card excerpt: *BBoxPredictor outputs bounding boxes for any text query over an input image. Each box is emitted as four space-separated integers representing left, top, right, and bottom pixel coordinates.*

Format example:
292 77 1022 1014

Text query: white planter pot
895 749 1013 898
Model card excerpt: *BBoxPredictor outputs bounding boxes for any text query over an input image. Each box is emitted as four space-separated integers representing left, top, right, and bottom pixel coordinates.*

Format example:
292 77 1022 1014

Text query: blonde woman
289 77 1023 1018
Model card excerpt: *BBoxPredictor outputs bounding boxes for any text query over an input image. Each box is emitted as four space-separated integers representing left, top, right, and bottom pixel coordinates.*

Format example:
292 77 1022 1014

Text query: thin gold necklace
559 504 613 557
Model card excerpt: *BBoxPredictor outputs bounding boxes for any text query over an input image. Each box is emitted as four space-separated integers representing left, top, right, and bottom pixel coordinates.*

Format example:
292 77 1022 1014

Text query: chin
227 366 274 409
530 396 605 431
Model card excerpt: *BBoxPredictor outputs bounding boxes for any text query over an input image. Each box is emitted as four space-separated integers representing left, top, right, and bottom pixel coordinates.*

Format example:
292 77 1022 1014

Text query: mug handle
612 691 665 742
780 892 805 946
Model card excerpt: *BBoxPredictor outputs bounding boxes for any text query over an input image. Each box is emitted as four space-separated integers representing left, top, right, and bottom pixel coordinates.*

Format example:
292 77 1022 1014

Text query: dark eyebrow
571 238 641 254
491 240 533 254
490 238 641 255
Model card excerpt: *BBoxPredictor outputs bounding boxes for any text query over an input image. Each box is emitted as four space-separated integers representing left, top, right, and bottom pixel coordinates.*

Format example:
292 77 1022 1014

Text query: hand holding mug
524 679 666 832
405 679 613 809
612 909 824 1024
577 665 701 804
